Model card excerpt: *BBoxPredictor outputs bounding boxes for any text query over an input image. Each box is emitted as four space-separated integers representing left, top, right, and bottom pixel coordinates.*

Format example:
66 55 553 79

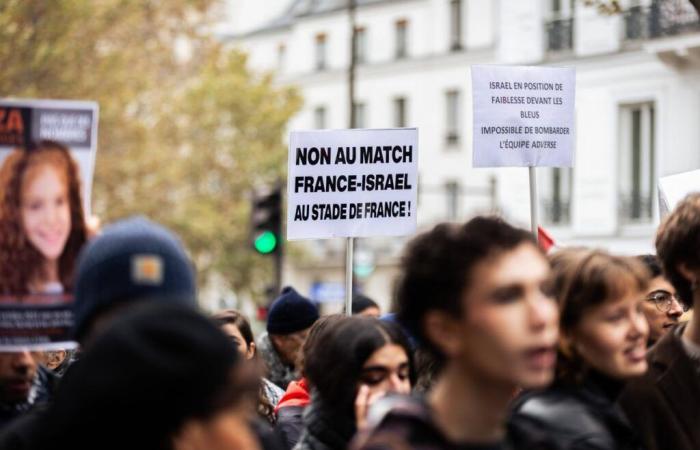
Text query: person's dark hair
298 314 346 377
638 254 662 278
396 216 538 361
549 248 650 382
0 140 87 294
304 317 414 418
352 294 379 315
212 309 255 351
656 193 700 308
212 308 280 424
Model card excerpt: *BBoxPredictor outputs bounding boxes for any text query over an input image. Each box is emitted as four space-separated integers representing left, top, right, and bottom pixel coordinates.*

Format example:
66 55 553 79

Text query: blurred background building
222 0 700 311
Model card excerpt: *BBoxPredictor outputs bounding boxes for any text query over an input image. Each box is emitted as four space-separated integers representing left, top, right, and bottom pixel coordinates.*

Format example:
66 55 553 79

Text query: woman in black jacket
510 249 650 450
294 316 414 450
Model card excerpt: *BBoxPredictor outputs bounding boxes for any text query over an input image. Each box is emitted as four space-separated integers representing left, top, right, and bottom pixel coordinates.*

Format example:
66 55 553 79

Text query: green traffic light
254 231 278 254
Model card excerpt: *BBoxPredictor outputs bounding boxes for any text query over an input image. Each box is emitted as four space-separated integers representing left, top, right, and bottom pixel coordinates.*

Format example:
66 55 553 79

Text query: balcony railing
546 18 574 52
624 5 650 39
624 0 700 41
651 0 700 37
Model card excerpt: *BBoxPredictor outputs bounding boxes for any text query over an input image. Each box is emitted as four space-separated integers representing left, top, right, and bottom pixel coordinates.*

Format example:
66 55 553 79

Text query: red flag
538 226 556 253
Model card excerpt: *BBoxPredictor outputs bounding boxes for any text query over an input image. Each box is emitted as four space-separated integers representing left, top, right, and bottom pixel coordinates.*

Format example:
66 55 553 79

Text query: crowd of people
0 140 698 449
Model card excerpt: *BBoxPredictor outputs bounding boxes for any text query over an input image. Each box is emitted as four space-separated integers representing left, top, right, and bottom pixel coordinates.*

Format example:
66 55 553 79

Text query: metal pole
345 237 354 315
345 0 357 316
529 166 539 242
348 0 357 129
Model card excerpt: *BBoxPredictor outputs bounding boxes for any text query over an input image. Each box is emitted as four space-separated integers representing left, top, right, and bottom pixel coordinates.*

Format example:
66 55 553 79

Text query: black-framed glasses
645 291 690 313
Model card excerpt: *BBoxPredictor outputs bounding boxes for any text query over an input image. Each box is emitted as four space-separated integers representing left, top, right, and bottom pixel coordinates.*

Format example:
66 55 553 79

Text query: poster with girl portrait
0 99 98 350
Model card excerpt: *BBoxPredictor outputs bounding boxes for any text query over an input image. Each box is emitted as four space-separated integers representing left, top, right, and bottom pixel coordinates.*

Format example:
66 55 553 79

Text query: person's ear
559 331 576 358
246 342 256 360
423 310 463 358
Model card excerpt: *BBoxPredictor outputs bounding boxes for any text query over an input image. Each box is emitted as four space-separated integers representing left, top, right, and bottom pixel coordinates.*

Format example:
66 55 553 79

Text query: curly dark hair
395 216 538 362
656 193 700 308
0 140 87 295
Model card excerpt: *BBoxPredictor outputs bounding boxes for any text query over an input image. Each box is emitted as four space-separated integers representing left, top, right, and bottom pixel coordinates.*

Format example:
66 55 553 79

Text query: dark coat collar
646 322 700 443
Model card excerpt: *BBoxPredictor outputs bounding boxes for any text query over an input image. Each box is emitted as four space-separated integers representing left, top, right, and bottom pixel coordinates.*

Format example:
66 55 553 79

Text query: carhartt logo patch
131 255 163 285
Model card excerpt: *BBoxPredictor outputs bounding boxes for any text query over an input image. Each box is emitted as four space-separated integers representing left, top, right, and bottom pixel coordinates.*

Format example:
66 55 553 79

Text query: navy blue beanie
266 286 319 335
72 216 197 342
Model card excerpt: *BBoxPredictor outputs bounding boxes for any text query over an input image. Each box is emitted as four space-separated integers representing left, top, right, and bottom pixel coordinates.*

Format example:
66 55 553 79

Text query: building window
395 19 408 59
352 102 366 128
546 0 574 52
623 0 648 41
393 97 407 128
619 102 655 223
315 33 327 71
449 0 462 51
314 106 327 129
445 181 460 220
445 90 460 145
354 27 367 64
542 168 573 225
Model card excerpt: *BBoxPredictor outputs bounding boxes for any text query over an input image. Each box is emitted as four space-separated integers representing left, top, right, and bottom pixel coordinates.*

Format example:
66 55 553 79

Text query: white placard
658 169 700 217
472 65 575 168
287 128 418 240
0 98 99 214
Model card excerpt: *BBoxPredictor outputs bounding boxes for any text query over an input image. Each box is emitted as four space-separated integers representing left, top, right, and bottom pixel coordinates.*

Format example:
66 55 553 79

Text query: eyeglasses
645 291 690 313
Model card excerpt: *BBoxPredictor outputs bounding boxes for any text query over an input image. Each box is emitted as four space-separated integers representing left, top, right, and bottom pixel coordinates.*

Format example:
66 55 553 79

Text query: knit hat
37 303 242 450
266 286 319 335
72 216 197 342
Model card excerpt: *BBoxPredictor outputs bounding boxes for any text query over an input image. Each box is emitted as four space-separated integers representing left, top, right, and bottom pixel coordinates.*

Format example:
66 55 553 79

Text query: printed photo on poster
0 99 98 350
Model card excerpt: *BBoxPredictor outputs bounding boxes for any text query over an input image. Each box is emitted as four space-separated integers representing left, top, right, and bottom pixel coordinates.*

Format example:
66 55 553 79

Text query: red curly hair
0 141 88 295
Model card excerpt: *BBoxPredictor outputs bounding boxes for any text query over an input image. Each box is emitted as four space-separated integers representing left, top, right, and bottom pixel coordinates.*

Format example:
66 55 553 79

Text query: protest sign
0 296 77 351
287 128 418 240
658 169 700 217
0 99 99 214
471 65 575 168
0 99 98 350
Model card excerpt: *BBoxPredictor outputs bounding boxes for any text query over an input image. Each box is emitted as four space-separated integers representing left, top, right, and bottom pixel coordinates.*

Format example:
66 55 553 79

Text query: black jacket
277 405 305 450
510 373 644 450
618 322 700 450
294 394 356 450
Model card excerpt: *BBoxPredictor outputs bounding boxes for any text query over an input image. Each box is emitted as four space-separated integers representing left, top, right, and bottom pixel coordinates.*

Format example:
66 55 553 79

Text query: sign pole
529 166 539 242
345 237 354 316
346 0 357 317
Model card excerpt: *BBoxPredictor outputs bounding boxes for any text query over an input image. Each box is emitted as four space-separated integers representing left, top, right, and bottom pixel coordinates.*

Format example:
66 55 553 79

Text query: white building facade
225 0 700 310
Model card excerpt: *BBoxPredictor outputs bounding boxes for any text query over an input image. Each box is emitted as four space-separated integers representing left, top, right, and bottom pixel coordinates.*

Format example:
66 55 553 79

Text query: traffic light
251 187 282 255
